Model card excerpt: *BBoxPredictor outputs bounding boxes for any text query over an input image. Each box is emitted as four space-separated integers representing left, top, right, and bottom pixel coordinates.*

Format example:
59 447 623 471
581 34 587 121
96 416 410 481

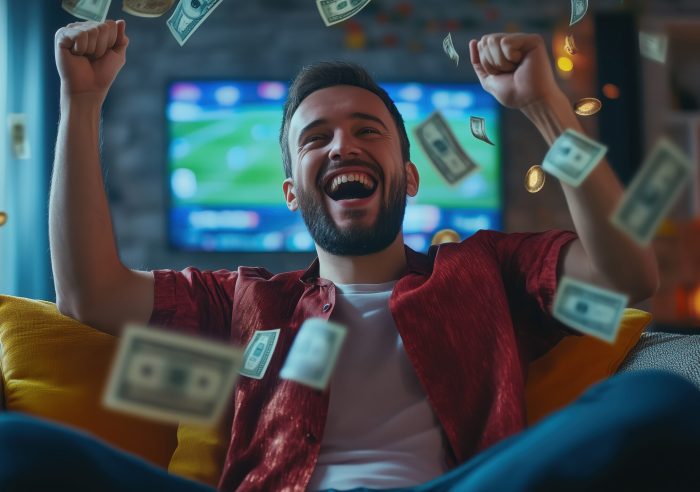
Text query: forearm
522 92 659 300
49 94 126 315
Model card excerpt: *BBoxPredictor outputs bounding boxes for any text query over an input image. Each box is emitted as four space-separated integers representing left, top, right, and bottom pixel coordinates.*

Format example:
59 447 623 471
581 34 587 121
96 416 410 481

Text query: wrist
60 87 105 113
521 91 581 144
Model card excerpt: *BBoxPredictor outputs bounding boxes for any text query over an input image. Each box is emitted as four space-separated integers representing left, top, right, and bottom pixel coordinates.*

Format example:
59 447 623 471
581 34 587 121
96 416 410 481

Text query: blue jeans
1 370 699 492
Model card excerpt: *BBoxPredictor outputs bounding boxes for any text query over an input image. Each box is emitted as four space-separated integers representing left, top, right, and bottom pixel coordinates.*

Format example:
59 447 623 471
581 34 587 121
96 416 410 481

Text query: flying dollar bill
239 329 280 380
103 324 243 425
553 277 629 344
317 0 372 27
639 31 668 64
542 129 607 187
7 113 30 160
570 0 588 26
414 111 480 185
610 138 691 246
280 318 346 391
442 33 459 66
62 0 112 22
470 116 494 145
122 0 176 17
167 0 223 46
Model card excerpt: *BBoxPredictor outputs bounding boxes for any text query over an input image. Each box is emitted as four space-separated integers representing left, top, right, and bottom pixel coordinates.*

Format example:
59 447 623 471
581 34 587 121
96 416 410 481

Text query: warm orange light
557 56 574 72
689 285 700 319
602 83 620 99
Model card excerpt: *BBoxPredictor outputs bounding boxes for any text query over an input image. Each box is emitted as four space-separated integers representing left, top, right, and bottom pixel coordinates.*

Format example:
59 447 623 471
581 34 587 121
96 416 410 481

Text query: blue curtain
0 0 58 300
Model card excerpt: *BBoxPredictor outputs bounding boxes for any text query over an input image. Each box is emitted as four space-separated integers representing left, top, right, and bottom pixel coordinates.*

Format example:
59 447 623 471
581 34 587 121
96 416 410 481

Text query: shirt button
322 303 331 312
305 432 318 443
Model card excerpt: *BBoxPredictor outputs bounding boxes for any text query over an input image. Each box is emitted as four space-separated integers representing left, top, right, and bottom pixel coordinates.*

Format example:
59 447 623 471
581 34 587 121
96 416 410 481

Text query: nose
328 130 360 161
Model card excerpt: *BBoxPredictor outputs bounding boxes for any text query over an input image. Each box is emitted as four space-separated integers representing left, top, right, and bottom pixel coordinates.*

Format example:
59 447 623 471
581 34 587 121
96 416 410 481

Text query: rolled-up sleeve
484 229 580 358
148 267 238 341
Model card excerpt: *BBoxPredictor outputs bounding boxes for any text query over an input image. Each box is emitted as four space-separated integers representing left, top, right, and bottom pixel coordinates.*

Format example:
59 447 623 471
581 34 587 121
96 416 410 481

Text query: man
0 18 699 492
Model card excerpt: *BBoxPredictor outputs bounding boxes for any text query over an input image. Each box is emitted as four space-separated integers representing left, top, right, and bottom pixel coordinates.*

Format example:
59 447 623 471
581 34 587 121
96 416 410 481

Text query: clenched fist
469 33 562 110
54 20 129 104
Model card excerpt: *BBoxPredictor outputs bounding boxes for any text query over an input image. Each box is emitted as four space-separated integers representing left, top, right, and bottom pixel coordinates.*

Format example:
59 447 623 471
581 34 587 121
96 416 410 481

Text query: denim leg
414 370 700 492
0 412 216 492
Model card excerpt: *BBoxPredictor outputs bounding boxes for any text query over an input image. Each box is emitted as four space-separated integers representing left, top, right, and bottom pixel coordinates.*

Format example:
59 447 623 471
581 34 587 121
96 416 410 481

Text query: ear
283 178 299 212
406 161 419 197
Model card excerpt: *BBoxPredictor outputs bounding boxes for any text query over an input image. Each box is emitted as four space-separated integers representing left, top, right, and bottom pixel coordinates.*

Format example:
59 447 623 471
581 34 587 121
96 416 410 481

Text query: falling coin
0 212 7 227
431 229 461 246
573 97 602 116
525 165 546 193
564 34 578 55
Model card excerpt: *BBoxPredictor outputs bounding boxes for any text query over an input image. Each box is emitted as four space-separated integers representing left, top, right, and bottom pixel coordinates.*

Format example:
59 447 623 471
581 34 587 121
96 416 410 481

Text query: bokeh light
690 285 700 320
602 83 621 99
557 56 574 72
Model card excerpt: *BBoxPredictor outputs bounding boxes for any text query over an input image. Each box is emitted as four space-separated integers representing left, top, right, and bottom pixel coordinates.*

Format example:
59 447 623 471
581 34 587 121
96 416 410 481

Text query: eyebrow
297 112 389 146
351 112 389 131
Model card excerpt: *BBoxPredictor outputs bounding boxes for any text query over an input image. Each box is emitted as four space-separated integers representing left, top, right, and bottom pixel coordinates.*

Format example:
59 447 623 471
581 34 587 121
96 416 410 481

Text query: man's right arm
51 20 153 336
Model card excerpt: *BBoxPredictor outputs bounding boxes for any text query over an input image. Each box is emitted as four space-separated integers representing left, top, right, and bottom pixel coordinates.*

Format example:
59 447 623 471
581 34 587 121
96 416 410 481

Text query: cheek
298 154 326 188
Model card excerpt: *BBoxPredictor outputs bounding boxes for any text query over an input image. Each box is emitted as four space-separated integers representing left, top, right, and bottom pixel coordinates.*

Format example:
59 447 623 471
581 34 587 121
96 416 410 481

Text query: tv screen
167 80 501 253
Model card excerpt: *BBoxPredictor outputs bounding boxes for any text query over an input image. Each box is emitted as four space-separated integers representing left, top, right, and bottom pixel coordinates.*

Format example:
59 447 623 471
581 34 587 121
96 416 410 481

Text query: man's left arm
470 33 659 304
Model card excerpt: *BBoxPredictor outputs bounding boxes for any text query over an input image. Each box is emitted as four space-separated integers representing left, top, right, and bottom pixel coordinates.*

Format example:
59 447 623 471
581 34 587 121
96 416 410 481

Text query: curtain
0 0 53 300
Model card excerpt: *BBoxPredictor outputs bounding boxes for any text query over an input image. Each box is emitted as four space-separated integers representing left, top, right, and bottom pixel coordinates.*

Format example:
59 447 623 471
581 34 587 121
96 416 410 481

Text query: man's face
284 85 418 256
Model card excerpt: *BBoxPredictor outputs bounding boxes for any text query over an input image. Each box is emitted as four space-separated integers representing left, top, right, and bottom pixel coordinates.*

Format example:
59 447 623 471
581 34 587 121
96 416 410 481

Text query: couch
0 294 661 487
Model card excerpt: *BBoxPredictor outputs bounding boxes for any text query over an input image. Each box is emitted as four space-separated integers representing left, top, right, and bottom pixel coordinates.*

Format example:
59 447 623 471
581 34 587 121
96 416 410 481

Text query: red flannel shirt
149 229 578 492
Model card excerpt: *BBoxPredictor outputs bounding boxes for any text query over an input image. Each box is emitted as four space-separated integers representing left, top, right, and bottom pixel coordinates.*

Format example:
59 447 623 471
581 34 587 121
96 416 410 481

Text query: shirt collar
299 244 433 285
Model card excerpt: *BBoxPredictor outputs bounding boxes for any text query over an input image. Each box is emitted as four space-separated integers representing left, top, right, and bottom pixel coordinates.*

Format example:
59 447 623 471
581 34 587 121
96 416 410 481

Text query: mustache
316 159 385 188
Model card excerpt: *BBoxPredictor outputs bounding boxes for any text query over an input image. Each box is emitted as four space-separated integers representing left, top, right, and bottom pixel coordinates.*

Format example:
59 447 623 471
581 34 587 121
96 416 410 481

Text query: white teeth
328 172 375 193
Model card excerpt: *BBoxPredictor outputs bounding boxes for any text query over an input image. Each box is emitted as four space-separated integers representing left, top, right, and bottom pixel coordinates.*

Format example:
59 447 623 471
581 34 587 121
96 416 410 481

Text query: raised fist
469 33 562 110
54 19 129 103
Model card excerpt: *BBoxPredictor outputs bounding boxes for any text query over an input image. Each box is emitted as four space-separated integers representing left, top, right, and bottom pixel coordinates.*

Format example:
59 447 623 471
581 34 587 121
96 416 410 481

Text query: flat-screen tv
167 80 501 253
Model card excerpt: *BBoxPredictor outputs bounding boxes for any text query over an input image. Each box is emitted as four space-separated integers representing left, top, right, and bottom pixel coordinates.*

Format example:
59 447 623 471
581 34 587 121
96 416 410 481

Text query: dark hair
279 61 410 179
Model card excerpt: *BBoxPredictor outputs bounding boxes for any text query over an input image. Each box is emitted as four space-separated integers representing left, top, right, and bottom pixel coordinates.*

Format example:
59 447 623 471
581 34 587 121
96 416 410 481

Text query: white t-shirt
308 281 447 491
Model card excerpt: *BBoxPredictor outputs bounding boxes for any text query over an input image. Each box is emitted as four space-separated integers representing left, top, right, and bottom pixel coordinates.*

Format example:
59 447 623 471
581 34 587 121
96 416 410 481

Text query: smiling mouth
324 171 378 201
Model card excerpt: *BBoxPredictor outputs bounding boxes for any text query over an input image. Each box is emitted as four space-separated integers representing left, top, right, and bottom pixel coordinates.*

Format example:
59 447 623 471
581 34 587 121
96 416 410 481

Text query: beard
295 169 407 256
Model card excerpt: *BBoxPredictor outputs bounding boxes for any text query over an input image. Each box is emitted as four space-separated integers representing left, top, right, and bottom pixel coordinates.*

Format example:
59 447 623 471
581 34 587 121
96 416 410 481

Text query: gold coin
525 165 546 193
564 34 578 55
0 212 7 227
431 229 461 246
573 97 602 116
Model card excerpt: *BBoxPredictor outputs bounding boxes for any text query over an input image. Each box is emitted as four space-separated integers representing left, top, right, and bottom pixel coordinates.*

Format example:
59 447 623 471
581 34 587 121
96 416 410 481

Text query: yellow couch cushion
525 308 652 424
168 418 229 487
0 295 178 468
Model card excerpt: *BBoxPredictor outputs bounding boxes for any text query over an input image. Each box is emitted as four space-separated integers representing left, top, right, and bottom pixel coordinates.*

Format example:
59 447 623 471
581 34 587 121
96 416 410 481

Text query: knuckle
500 37 513 51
